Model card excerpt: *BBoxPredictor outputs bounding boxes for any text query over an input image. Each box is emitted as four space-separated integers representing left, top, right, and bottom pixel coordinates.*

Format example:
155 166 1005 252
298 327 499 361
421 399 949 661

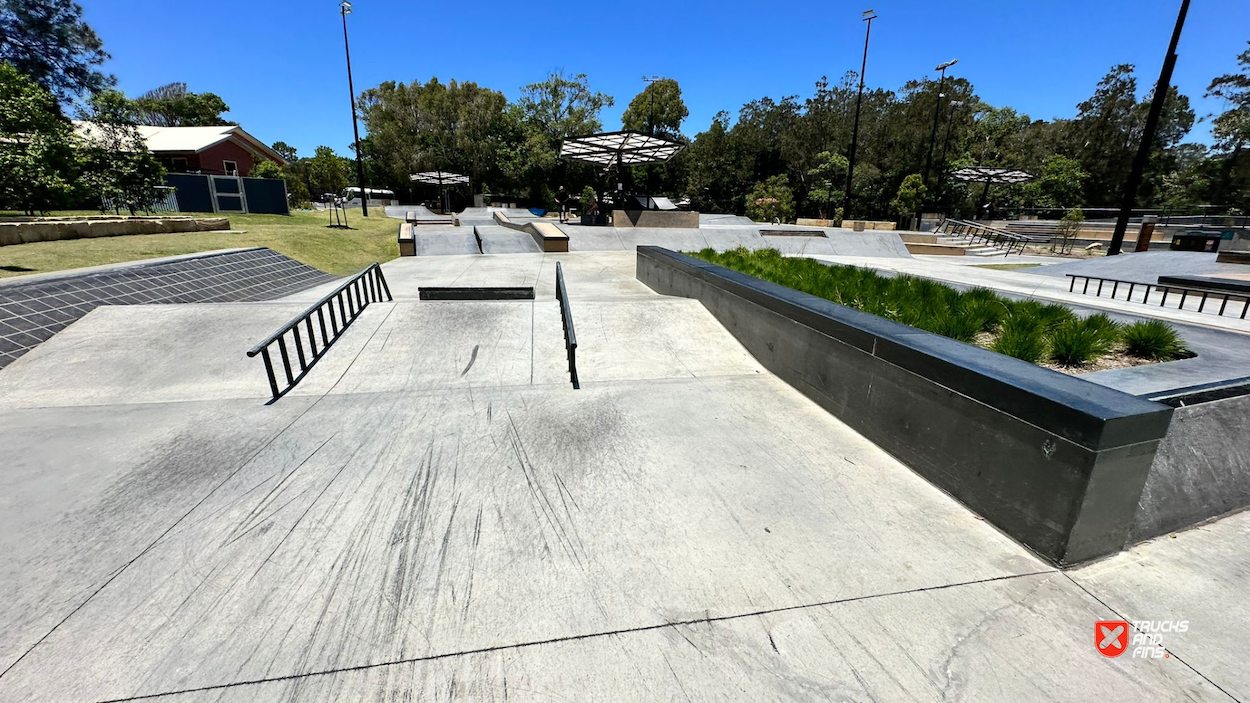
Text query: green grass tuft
1122 320 1191 360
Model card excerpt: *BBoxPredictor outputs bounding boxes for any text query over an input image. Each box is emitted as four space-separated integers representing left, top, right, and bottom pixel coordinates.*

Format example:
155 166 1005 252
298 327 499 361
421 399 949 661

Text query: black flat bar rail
1065 273 1250 319
247 263 393 402
555 261 579 389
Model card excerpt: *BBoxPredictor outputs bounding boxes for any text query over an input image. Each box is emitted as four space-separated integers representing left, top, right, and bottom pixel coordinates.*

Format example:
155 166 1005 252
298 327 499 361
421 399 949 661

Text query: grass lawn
0 210 399 279
973 263 1043 271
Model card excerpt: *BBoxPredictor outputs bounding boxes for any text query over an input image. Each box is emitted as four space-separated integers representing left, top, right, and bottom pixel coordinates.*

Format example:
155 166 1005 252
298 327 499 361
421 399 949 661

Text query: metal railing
247 263 393 401
937 218 1034 256
1066 274 1250 319
555 261 579 389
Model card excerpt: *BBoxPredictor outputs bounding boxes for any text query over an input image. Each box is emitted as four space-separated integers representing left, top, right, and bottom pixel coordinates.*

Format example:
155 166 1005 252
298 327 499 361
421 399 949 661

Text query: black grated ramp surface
0 247 338 369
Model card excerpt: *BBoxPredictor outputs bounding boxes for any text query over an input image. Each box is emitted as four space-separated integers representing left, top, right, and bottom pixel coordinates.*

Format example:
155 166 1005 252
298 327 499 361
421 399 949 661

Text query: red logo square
1096 620 1129 657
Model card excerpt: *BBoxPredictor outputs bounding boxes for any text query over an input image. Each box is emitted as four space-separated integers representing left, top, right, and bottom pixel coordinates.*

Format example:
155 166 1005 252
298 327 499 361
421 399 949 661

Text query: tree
745 175 795 223
249 160 282 179
307 146 351 197
270 141 298 163
892 174 927 224
1053 207 1084 254
1027 155 1087 209
76 90 166 215
684 112 751 213
806 151 848 220
359 77 509 194
0 63 76 214
621 78 688 138
131 82 232 126
0 0 113 103
1206 43 1250 207
514 71 613 186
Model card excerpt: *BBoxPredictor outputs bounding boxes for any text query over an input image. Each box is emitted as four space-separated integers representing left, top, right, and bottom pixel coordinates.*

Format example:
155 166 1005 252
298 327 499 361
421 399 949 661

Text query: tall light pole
340 1 368 217
1107 0 1190 255
842 9 876 222
642 75 663 135
936 99 964 202
922 59 958 191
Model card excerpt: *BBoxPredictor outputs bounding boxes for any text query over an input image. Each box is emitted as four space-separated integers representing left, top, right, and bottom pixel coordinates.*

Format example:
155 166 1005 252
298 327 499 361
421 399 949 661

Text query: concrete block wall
0 217 229 247
637 246 1174 566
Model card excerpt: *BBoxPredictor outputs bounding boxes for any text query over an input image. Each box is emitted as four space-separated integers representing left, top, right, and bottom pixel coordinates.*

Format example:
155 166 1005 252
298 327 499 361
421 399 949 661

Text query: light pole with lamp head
641 75 664 135
340 1 369 217
936 98 964 202
922 59 958 191
842 9 876 222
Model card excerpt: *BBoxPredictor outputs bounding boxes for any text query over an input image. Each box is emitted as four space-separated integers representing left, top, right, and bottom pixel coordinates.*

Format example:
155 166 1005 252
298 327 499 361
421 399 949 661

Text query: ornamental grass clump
1122 320 1192 360
686 248 1191 369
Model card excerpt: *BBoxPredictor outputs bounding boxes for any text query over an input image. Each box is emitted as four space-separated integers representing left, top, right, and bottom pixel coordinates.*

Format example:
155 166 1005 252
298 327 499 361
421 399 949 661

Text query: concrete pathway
0 251 1243 702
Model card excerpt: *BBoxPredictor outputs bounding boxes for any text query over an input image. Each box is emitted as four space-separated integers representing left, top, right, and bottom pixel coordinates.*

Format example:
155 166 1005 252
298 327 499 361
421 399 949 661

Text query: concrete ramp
412 224 479 256
554 223 911 258
476 224 541 254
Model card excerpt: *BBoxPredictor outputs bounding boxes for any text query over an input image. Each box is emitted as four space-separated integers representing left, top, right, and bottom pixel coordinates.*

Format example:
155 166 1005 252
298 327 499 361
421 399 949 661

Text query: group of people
555 184 624 224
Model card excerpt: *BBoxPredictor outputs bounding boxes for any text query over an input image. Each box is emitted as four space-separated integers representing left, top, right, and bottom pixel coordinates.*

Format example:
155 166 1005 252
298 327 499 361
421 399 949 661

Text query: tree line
353 50 1248 221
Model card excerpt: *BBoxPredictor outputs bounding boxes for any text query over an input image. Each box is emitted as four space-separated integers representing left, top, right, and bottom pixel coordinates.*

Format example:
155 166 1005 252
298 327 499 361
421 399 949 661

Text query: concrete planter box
636 246 1173 565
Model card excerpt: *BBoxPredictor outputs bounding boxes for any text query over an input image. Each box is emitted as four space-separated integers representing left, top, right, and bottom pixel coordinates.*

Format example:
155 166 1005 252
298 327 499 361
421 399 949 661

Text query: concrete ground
0 250 1245 702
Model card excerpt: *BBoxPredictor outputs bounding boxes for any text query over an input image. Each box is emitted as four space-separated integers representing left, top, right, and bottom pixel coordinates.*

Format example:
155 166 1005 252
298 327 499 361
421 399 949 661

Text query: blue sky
83 0 1247 158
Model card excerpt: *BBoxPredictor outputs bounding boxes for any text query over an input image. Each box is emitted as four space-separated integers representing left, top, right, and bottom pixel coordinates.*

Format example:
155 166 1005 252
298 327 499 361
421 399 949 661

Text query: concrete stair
900 232 1004 257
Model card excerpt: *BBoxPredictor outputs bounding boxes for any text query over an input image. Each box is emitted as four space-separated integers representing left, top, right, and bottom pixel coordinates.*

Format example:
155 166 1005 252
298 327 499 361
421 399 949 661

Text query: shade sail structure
950 167 1036 185
410 171 469 185
559 130 686 167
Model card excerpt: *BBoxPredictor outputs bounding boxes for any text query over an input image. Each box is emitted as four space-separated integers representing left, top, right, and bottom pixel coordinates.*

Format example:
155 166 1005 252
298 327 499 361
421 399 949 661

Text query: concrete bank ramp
555 223 911 258
1025 251 1241 284
0 303 389 408
411 224 479 256
476 224 541 254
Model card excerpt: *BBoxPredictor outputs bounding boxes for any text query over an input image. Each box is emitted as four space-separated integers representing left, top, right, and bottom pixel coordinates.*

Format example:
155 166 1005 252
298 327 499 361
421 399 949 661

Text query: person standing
555 185 570 224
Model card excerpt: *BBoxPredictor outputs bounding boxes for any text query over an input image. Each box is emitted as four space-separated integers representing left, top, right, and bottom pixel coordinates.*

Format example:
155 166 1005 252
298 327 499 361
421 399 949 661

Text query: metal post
923 60 957 190
341 2 369 218
937 100 962 202
842 10 876 222
1107 0 1189 255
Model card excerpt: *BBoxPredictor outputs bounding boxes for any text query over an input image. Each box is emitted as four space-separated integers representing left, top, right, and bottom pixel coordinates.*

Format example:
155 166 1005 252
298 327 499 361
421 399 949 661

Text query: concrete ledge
1131 392 1250 541
398 223 415 257
905 242 968 256
636 246 1174 565
493 211 569 252
610 210 700 228
0 217 229 246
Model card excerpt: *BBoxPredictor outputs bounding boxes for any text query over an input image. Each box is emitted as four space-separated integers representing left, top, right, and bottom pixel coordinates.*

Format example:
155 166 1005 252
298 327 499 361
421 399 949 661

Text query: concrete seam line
1059 572 1242 702
92 570 1056 703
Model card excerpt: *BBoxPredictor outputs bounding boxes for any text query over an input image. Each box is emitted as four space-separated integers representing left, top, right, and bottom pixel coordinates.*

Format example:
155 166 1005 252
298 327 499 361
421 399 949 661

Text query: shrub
992 325 1048 363
1122 320 1190 360
1048 316 1118 367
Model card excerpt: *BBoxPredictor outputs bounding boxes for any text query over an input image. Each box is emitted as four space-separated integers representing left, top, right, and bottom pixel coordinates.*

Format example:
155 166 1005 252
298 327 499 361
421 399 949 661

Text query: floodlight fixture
340 1 352 13
862 9 877 20
936 59 959 71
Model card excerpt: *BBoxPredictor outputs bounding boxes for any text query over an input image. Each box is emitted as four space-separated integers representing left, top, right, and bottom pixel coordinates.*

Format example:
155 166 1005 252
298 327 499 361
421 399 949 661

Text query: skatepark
0 209 1248 702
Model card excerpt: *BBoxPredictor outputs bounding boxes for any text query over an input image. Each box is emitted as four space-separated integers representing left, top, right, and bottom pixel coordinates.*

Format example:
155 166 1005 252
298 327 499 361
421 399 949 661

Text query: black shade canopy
559 130 685 167
410 171 469 184
950 167 1036 185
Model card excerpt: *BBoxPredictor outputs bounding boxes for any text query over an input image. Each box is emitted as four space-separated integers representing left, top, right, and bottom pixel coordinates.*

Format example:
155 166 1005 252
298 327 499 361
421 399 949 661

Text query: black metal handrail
1066 273 1250 319
247 263 393 401
555 261 579 389
938 218 1034 256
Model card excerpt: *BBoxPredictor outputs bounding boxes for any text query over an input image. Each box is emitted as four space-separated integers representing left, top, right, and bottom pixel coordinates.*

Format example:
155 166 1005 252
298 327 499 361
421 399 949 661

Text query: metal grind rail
555 261 579 389
1066 273 1250 319
247 263 393 402
938 218 1034 256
